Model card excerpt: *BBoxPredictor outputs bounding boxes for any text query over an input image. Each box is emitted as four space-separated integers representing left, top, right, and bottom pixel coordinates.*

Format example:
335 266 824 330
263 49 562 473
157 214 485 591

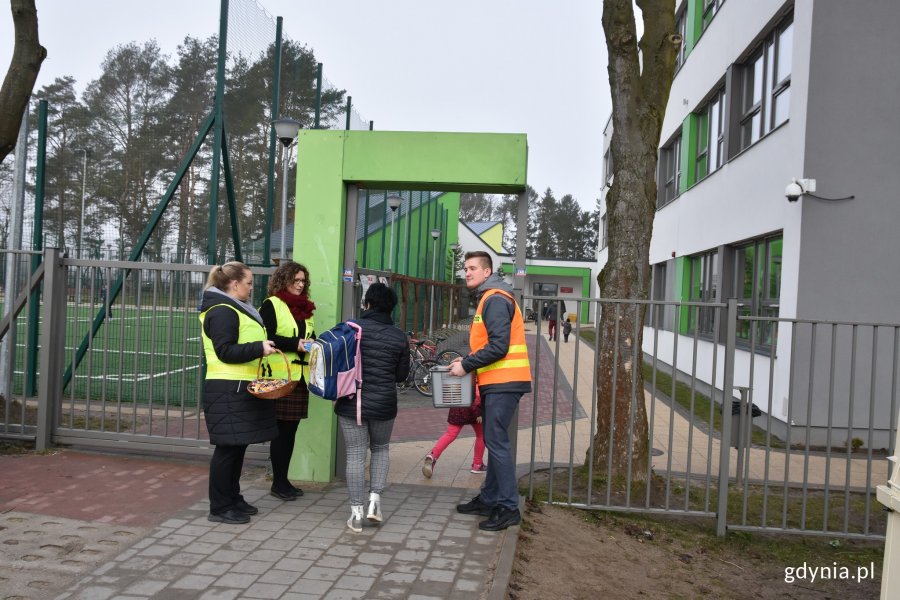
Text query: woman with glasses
199 261 278 524
259 261 317 500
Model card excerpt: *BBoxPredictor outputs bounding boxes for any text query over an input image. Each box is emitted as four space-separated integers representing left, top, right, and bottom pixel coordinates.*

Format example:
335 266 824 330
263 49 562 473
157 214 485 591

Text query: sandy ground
507 502 882 600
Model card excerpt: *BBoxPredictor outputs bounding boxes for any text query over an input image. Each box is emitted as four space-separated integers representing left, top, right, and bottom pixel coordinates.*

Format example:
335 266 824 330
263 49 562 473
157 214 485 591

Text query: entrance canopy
291 130 529 482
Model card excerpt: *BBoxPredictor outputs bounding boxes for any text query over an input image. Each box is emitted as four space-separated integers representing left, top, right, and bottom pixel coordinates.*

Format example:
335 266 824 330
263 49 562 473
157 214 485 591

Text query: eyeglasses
293 277 307 285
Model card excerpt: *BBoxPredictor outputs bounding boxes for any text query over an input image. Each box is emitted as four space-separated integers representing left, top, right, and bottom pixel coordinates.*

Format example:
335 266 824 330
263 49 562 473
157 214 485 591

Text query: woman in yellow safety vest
199 262 278 525
259 261 316 501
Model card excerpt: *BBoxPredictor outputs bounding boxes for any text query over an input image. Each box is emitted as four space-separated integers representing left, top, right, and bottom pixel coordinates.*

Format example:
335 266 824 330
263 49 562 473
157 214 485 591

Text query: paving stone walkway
55 483 512 600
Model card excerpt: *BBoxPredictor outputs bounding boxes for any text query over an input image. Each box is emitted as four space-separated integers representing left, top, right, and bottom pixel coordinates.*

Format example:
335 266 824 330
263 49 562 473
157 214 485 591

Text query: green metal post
361 190 369 267
208 0 230 264
264 16 283 266
25 100 48 396
416 191 423 277
313 62 322 129
221 129 242 262
345 96 352 131
380 191 388 270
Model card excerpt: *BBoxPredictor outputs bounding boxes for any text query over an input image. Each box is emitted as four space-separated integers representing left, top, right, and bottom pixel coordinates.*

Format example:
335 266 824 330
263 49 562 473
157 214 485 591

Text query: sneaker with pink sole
470 463 487 474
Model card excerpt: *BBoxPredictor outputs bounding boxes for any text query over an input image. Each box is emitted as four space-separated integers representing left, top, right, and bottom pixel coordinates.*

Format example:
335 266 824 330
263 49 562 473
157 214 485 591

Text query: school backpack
308 320 363 423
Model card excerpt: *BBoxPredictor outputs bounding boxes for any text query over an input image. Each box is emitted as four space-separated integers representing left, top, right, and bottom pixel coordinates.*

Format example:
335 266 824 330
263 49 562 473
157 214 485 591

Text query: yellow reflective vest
199 304 266 380
265 296 315 382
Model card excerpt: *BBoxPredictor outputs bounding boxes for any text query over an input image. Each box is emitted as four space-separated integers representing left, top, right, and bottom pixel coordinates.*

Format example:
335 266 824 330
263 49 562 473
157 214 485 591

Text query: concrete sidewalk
0 447 515 600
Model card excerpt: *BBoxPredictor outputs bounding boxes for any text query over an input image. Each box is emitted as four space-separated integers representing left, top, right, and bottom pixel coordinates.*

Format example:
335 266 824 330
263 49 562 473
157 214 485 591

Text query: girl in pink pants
422 390 485 476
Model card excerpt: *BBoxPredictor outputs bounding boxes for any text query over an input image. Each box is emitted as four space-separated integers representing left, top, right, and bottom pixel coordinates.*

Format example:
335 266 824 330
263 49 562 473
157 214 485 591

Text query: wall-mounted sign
560 286 573 293
515 268 526 277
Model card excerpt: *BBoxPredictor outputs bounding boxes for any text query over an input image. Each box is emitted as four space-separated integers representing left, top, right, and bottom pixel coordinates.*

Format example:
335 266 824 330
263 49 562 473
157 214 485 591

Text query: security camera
785 181 803 202
785 178 816 202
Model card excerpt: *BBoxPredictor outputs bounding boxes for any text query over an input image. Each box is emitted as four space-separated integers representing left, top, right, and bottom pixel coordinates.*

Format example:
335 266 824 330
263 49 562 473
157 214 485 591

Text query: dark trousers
209 444 248 514
269 419 299 492
480 391 523 510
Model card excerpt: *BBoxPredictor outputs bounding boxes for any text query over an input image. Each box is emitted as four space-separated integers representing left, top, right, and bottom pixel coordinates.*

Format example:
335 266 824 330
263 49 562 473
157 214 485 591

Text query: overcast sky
2 0 610 210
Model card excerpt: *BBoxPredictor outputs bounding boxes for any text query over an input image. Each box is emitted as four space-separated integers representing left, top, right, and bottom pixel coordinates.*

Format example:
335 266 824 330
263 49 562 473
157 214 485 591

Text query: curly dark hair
267 261 311 297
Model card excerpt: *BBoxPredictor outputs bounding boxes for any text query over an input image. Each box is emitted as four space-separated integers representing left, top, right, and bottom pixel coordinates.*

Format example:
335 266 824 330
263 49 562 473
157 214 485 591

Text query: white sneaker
422 454 436 478
366 492 383 523
347 505 364 533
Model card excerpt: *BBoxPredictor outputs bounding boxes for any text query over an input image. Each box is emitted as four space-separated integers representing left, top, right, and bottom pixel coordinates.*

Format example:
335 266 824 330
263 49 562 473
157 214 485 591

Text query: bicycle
407 332 463 365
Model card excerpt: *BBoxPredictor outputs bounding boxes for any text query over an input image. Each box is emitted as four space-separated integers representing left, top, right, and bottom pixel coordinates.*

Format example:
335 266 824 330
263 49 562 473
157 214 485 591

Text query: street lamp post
448 242 460 326
74 148 90 305
386 196 402 271
428 228 441 338
272 118 301 259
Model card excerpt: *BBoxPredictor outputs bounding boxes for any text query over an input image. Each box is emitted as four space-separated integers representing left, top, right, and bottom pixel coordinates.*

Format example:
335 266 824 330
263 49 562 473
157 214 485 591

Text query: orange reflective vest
469 289 532 385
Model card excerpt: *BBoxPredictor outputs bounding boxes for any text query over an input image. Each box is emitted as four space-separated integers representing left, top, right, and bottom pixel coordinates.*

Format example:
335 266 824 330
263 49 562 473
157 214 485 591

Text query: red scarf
275 291 316 322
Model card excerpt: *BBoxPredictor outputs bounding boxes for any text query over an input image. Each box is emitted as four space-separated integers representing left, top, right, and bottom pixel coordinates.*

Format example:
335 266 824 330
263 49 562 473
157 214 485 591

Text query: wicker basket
247 349 299 400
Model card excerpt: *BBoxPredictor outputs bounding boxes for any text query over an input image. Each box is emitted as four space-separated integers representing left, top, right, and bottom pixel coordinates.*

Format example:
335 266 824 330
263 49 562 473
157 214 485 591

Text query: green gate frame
290 130 528 482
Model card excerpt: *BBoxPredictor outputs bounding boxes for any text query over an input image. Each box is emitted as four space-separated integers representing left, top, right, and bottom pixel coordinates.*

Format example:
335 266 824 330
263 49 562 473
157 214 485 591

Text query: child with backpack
318 283 410 533
562 318 573 343
422 386 485 477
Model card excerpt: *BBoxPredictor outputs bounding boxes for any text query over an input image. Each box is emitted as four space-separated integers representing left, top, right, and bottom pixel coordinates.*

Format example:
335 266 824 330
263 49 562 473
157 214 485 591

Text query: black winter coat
199 289 278 446
333 310 410 422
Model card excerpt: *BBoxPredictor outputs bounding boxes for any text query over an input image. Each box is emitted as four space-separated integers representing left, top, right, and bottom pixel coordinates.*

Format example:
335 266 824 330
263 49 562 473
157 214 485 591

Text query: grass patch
573 506 883 574
524 465 885 537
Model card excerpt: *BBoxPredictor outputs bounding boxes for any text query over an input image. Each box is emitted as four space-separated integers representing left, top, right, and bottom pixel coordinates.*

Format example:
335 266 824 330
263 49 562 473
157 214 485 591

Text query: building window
674 8 687 70
695 88 726 181
738 16 793 150
688 250 718 336
603 150 614 184
734 235 782 347
702 0 726 31
659 134 682 207
650 262 671 331
600 214 608 249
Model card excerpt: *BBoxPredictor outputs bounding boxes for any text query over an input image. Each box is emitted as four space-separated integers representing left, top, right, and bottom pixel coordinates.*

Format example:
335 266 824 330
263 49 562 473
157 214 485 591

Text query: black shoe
478 506 521 531
290 485 304 497
208 509 250 524
234 499 258 515
456 494 494 517
270 487 299 501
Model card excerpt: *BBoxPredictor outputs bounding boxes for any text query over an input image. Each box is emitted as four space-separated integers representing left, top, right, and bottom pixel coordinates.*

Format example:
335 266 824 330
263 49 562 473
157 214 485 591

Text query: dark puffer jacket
200 289 278 446
334 310 410 422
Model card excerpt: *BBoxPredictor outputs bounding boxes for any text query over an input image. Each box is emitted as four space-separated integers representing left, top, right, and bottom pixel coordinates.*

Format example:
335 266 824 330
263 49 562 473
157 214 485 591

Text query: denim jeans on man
479 391 523 509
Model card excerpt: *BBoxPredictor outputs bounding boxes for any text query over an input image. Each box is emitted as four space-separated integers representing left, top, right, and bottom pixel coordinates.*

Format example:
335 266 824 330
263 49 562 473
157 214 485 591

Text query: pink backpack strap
347 321 363 425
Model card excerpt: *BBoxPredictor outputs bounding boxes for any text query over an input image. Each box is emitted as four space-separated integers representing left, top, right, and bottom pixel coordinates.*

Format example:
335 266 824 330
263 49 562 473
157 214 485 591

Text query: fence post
716 298 738 536
36 248 64 450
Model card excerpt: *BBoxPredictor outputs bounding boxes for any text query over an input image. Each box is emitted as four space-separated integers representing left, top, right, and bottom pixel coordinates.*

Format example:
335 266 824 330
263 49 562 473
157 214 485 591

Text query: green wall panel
342 131 528 193
673 256 692 335
288 130 345 483
681 115 698 191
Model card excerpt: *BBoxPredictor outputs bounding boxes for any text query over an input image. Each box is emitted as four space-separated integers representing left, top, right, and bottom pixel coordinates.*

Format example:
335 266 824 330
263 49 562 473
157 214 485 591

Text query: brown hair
267 261 311 296
464 250 493 271
205 261 250 290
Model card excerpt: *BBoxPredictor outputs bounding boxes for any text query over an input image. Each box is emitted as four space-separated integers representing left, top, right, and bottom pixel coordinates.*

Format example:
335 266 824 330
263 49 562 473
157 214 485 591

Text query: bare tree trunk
590 0 678 481
0 0 46 163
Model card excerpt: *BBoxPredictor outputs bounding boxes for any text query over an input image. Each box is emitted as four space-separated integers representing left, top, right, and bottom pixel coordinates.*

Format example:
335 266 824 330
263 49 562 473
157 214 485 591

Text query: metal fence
3 262 897 540
524 295 898 540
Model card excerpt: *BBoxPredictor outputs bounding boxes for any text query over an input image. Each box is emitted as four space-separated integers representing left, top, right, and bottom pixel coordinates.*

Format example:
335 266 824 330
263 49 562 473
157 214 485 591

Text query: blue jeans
479 391 522 510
